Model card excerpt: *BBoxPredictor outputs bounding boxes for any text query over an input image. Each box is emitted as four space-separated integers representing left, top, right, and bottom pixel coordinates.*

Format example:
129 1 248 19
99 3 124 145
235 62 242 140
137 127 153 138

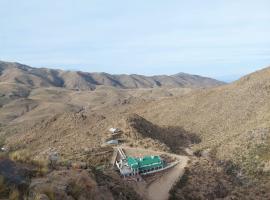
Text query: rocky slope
0 158 141 200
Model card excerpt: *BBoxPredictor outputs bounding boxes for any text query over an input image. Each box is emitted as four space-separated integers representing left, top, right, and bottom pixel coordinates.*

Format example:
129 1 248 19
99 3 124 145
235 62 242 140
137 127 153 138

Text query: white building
109 128 121 134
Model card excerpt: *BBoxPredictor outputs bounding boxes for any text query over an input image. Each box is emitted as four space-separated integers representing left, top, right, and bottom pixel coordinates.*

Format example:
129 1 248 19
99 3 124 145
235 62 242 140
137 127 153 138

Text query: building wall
139 162 164 172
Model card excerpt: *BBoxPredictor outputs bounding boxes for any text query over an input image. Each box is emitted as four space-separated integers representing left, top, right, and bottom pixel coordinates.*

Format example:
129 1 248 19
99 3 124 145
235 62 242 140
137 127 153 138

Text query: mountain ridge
0 61 224 90
1 62 270 199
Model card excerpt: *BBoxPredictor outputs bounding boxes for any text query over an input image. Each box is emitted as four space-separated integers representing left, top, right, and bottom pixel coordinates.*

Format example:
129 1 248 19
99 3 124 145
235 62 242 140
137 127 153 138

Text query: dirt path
146 156 188 200
118 146 189 200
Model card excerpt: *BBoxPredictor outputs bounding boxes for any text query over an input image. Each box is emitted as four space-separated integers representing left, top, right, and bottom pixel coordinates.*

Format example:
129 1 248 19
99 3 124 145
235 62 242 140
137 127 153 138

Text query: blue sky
0 0 270 82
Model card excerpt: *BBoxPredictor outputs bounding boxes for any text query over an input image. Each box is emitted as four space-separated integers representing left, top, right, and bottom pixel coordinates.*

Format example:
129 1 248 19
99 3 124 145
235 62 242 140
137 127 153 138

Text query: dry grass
35 159 49 176
0 176 21 200
10 149 32 163
9 149 49 176
0 175 8 195
9 188 20 200
169 158 270 200
134 67 270 177
36 185 55 200
0 135 5 147
66 180 85 200
1 61 270 199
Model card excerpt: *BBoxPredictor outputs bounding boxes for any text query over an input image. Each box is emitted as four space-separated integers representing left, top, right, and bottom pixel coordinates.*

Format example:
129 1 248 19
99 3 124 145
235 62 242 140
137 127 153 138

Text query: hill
0 61 224 90
135 66 270 198
1 61 270 199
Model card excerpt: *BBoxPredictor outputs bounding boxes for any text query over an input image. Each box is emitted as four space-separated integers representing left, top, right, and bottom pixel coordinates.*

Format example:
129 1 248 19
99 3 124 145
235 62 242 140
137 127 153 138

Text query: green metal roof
127 156 163 170
127 157 139 169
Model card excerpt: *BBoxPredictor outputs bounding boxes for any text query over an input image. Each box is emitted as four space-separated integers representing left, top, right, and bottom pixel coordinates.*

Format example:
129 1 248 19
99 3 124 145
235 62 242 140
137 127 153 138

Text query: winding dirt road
146 156 188 200
118 146 189 200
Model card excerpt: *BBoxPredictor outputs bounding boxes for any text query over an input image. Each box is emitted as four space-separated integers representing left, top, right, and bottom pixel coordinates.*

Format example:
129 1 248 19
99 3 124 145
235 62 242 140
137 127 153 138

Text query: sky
0 0 270 82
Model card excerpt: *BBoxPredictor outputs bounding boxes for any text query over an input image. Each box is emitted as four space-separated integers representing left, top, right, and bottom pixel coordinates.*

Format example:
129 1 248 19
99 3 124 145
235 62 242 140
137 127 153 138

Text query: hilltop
0 61 224 90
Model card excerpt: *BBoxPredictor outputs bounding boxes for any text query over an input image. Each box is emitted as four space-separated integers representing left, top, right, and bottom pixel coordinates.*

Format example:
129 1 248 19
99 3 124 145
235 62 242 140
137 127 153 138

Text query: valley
0 61 270 199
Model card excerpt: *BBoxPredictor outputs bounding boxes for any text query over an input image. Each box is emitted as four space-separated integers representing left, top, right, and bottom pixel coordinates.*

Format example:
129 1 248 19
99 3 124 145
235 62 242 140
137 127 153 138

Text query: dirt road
146 156 188 200
118 146 189 200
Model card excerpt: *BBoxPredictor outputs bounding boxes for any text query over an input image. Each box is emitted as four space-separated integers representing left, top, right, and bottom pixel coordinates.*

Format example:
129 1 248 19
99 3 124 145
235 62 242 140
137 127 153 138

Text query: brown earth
0 157 141 200
135 66 270 179
0 61 224 91
1 61 270 199
120 146 189 200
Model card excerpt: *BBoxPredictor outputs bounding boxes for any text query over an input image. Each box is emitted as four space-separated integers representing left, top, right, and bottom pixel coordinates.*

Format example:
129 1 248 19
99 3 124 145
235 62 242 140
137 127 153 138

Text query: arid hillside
1 62 270 199
0 61 224 91
0 157 141 200
136 66 270 179
0 60 223 126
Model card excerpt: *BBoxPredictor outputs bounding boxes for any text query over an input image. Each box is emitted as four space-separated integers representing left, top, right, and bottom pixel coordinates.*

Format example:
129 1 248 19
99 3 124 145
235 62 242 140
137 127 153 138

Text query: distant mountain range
0 61 224 90
1 60 270 199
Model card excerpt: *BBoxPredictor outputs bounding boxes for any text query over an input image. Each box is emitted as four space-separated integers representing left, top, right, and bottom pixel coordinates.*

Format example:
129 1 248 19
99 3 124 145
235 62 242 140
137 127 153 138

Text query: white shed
109 128 120 134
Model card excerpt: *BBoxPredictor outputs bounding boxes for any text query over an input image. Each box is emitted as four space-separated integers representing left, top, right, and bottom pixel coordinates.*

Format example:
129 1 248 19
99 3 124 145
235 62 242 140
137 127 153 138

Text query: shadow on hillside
0 158 31 198
127 114 201 154
157 126 201 153
149 125 201 154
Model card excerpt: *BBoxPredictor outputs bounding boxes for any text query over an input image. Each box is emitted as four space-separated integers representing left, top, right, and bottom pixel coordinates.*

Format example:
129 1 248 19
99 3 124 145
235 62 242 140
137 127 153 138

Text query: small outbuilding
106 139 119 145
109 128 121 134
0 147 7 152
